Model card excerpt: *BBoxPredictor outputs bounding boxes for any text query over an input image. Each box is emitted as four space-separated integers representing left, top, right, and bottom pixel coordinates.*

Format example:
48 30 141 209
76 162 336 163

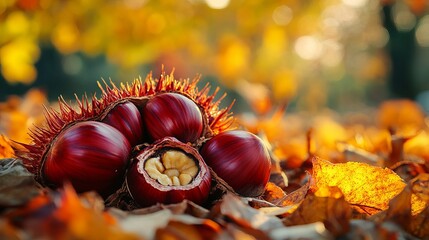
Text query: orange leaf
311 157 406 215
278 179 311 207
5 184 138 239
377 99 425 135
262 182 286 204
0 135 14 159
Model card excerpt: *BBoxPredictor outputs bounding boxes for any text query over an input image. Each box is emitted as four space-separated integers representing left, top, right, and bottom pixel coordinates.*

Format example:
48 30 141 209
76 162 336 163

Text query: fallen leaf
377 99 425 134
277 176 311 207
116 209 174 239
4 184 138 240
262 182 286 204
156 218 221 240
410 203 429 238
374 174 429 238
283 186 352 237
216 193 284 232
269 222 333 240
311 157 406 215
0 159 40 208
0 136 14 159
344 219 416 239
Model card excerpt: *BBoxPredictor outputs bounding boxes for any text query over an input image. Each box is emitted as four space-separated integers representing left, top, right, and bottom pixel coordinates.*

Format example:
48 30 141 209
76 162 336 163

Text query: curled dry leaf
111 200 212 239
381 174 429 238
2 184 138 240
277 176 311 207
282 186 352 237
155 218 221 240
262 182 286 204
311 156 406 215
214 193 284 232
0 159 40 208
256 179 312 217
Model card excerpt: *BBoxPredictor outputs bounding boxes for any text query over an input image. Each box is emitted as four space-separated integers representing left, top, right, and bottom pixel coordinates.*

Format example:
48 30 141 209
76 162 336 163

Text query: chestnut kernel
142 93 204 143
43 121 131 197
126 137 211 207
200 130 271 197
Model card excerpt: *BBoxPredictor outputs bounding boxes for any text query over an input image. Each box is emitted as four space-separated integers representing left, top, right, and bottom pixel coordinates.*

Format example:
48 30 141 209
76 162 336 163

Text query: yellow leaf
311 157 405 215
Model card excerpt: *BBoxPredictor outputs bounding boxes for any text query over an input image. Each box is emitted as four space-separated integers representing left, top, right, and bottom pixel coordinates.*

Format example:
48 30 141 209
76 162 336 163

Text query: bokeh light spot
416 15 429 47
272 5 293 26
205 0 229 9
294 36 322 60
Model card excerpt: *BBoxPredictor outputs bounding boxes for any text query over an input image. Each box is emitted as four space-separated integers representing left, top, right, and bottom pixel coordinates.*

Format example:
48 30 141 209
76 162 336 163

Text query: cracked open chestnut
200 130 271 197
126 137 211 207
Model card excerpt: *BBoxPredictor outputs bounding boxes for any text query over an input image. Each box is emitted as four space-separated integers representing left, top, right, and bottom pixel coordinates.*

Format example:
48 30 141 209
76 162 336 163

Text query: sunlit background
1 0 429 114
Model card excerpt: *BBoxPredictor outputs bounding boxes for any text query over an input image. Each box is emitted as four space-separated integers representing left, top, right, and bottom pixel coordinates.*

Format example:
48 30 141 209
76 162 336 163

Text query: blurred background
1 0 429 114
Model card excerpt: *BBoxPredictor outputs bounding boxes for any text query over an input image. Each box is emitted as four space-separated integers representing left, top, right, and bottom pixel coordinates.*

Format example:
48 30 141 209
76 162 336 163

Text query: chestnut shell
200 130 271 197
43 121 131 197
126 137 212 207
102 101 144 146
142 93 204 143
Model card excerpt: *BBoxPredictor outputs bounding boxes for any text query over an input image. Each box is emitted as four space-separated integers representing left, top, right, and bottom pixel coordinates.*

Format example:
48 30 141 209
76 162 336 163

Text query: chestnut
200 130 271 197
43 121 131 197
142 93 204 143
126 137 211 207
102 101 144 146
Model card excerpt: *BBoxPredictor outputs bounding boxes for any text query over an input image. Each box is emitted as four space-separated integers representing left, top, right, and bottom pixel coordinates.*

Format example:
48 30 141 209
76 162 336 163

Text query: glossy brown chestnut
200 130 271 197
43 121 131 197
126 137 211 207
102 101 144 146
142 93 204 143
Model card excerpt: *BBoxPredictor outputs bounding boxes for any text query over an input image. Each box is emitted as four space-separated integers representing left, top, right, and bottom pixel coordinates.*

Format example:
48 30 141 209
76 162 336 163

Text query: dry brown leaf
410 203 429 238
262 182 286 204
216 193 284 232
156 219 221 240
4 184 138 240
283 186 352 237
311 156 406 215
0 159 40 208
344 219 416 239
379 174 429 238
277 179 311 207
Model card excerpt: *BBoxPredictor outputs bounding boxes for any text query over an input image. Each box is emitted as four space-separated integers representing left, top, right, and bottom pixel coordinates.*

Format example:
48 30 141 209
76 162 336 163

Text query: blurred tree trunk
382 4 417 99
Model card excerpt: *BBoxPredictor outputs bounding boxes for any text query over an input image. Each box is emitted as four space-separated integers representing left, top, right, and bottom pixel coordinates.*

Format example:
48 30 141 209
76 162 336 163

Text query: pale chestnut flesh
145 150 199 186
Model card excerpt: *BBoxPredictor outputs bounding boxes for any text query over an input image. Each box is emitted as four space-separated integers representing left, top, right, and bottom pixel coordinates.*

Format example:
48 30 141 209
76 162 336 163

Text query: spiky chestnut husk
15 71 234 196
125 137 212 207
